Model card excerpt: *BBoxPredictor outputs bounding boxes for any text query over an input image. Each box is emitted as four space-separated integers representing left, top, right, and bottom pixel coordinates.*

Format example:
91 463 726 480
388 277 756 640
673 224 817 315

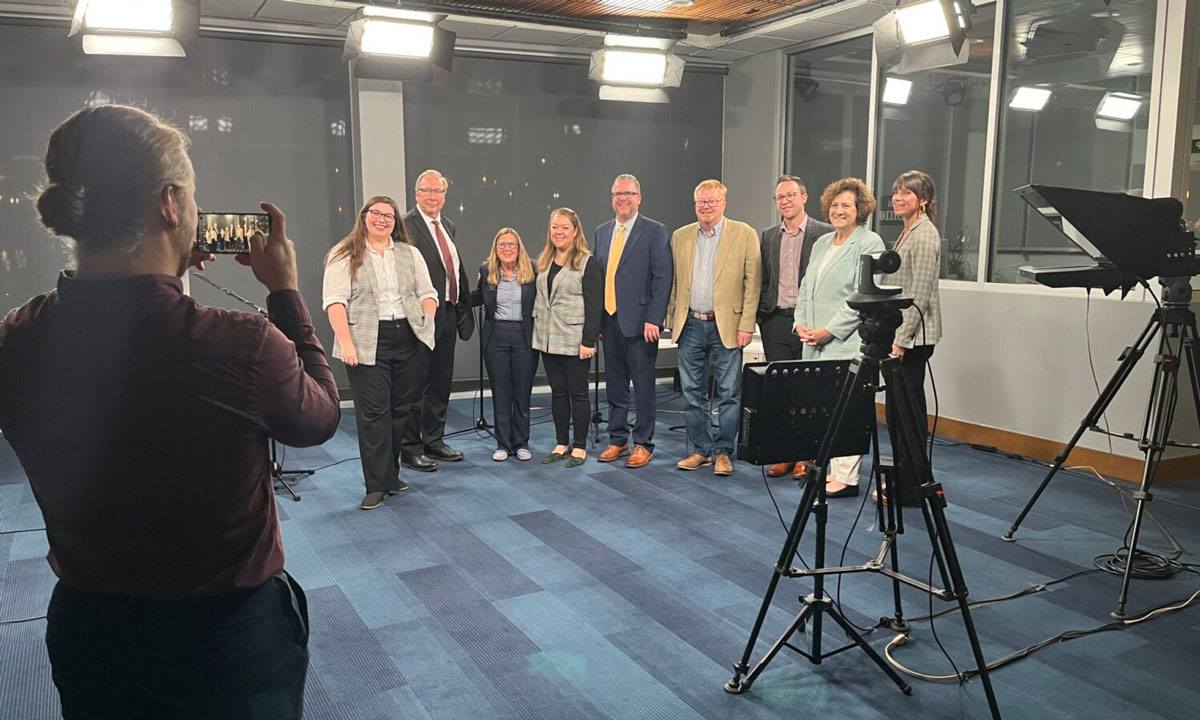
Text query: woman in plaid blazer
883 170 943 505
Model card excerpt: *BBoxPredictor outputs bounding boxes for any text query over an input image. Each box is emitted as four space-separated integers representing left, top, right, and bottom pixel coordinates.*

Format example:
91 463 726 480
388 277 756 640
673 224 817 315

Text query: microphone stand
189 271 313 501
446 305 495 440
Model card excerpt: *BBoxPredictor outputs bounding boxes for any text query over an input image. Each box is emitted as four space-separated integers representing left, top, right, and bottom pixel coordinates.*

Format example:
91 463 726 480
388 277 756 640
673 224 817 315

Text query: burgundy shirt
0 272 340 599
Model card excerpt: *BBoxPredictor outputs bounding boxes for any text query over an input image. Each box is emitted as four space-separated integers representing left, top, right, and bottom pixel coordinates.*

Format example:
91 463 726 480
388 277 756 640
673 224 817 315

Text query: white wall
722 50 786 228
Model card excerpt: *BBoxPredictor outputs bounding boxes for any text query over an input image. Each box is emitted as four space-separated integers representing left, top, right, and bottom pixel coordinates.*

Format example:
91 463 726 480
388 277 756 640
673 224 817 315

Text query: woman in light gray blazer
882 170 943 505
323 195 438 511
794 178 885 498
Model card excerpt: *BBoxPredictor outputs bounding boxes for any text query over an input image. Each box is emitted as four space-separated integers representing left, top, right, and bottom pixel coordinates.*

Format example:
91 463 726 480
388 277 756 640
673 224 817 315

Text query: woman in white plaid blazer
882 170 943 505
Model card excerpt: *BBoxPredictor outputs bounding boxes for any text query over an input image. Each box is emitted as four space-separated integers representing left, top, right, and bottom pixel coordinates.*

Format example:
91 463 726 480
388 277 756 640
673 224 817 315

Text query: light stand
189 271 314 501
445 306 495 441
590 336 605 448
725 256 1002 720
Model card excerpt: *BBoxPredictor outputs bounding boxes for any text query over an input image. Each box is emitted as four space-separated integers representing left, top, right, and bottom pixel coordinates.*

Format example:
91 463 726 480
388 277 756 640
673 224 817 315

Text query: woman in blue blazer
472 228 538 462
794 178 885 498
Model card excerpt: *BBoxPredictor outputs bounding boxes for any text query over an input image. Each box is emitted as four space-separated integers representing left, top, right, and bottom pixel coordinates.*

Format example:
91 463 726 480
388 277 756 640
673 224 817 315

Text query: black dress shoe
401 454 439 472
825 483 860 499
425 443 464 461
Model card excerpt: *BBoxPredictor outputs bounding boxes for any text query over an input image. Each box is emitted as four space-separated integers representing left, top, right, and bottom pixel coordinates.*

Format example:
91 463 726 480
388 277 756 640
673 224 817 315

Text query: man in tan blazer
665 179 761 476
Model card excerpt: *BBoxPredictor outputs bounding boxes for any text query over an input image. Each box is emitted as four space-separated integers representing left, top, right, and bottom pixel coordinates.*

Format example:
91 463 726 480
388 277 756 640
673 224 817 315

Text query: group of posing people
323 169 943 510
0 104 945 716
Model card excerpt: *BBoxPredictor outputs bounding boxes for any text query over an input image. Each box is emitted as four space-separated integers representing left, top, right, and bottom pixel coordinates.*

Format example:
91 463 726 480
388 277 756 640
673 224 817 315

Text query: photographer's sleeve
251 290 341 447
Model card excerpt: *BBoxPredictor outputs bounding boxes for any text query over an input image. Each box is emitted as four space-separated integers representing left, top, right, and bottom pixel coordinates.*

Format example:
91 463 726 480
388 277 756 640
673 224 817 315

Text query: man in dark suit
401 169 475 471
757 174 832 478
594 174 673 468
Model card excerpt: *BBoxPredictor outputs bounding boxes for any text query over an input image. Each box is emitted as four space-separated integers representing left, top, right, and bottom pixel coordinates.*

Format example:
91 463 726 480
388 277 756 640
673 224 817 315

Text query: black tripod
189 271 316 501
725 296 1002 720
590 337 606 447
1003 276 1200 618
446 306 495 441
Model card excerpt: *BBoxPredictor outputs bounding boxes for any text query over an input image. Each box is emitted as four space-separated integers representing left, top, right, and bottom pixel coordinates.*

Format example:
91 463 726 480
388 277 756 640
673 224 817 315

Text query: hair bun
37 182 86 237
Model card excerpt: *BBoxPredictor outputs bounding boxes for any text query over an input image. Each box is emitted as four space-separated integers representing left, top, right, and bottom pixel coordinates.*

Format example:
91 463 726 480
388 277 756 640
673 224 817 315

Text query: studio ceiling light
69 0 198 57
882 77 913 105
344 7 456 83
874 0 974 74
590 34 684 103
1096 92 1142 120
1010 86 1052 111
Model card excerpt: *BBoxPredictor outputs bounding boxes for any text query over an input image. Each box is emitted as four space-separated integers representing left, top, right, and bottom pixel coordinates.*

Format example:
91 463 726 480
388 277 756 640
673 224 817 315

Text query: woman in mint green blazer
793 178 884 498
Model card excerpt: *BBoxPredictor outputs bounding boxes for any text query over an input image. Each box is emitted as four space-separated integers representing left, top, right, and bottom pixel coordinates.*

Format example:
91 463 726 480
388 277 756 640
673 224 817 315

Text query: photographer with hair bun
0 104 339 719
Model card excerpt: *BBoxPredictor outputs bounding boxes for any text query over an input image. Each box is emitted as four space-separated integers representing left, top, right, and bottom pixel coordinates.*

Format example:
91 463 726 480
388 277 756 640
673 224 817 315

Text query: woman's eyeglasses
365 209 396 222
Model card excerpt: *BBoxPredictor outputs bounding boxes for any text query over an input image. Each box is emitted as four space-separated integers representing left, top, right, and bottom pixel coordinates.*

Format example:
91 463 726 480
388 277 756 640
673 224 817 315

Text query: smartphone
195 212 271 254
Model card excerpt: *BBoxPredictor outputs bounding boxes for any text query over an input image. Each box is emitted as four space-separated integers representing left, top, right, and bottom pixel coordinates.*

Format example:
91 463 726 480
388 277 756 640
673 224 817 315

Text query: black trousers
885 344 935 505
602 313 660 452
346 320 430 492
542 351 590 449
759 309 804 361
46 573 309 720
484 320 535 452
412 302 459 451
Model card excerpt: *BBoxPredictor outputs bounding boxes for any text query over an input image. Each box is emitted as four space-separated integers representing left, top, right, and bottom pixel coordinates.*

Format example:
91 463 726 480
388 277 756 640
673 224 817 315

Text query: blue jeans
677 316 743 457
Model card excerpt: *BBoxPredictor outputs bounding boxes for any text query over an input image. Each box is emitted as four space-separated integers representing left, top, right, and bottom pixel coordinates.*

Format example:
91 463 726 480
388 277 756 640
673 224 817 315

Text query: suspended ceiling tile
202 0 264 20
257 0 356 27
757 19 857 43
687 47 753 61
439 18 514 40
719 34 801 54
490 25 594 45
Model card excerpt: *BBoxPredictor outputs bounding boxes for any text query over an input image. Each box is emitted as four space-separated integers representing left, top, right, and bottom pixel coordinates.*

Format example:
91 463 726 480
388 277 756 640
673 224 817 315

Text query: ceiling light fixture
882 77 913 105
590 34 683 103
1096 91 1142 120
1009 86 1052 111
874 0 974 74
69 0 198 57
344 8 456 83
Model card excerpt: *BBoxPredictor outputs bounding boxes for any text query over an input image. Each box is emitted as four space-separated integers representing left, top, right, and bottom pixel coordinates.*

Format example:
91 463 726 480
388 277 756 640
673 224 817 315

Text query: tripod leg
885 355 1002 719
1114 326 1182 618
823 602 911 694
1004 312 1162 541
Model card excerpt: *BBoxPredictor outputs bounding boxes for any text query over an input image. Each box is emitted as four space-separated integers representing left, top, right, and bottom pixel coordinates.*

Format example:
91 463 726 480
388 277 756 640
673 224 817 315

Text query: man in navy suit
594 174 673 468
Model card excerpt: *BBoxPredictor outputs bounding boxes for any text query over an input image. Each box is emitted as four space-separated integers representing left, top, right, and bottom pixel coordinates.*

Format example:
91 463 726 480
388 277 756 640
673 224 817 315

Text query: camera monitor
739 360 873 465
195 212 270 254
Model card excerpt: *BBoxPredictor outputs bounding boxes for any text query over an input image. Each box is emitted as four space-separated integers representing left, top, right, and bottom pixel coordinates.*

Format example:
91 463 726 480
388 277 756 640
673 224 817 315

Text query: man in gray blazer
757 174 832 478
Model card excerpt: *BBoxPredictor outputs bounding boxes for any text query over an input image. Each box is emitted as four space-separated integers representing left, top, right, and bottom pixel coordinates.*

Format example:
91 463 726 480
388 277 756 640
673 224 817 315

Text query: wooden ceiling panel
415 0 826 35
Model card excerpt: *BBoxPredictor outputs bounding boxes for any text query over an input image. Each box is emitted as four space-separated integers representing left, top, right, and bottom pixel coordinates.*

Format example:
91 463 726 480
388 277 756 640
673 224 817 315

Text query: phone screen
195 212 271 254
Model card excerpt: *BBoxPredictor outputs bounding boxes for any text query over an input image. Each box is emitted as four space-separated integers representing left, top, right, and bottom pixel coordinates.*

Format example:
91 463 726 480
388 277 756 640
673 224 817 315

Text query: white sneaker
492 448 508 462
515 448 532 461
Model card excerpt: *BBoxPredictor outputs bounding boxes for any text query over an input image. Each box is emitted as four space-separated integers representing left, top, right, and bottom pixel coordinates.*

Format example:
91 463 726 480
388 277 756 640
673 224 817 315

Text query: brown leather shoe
767 462 794 477
598 443 629 463
676 453 712 471
793 461 810 480
625 445 652 468
714 453 733 476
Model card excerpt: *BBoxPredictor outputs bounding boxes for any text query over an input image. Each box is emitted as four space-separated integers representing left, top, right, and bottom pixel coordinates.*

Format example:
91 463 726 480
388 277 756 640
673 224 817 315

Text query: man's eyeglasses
365 209 396 222
773 191 804 203
611 191 639 198
416 187 447 196
496 242 519 249
694 199 722 208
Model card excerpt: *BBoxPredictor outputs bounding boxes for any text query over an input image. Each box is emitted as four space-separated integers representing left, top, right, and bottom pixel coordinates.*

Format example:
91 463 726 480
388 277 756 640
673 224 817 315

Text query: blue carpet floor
2 390 1199 719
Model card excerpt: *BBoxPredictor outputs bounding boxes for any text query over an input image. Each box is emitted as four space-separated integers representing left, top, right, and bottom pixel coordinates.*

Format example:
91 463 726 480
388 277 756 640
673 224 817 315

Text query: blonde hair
37 104 194 256
325 195 407 283
487 227 534 285
536 208 590 272
693 179 728 201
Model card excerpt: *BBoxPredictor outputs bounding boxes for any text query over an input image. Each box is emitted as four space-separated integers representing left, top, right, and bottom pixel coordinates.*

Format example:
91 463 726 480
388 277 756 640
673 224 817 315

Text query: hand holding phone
234 203 297 293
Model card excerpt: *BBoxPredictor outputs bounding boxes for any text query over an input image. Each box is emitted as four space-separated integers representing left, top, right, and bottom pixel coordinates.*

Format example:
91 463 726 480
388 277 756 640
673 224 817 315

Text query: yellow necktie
604 224 626 315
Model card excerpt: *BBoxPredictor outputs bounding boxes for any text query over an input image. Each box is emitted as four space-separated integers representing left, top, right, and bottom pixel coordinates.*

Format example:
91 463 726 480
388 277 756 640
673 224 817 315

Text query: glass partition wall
787 0 1179 286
